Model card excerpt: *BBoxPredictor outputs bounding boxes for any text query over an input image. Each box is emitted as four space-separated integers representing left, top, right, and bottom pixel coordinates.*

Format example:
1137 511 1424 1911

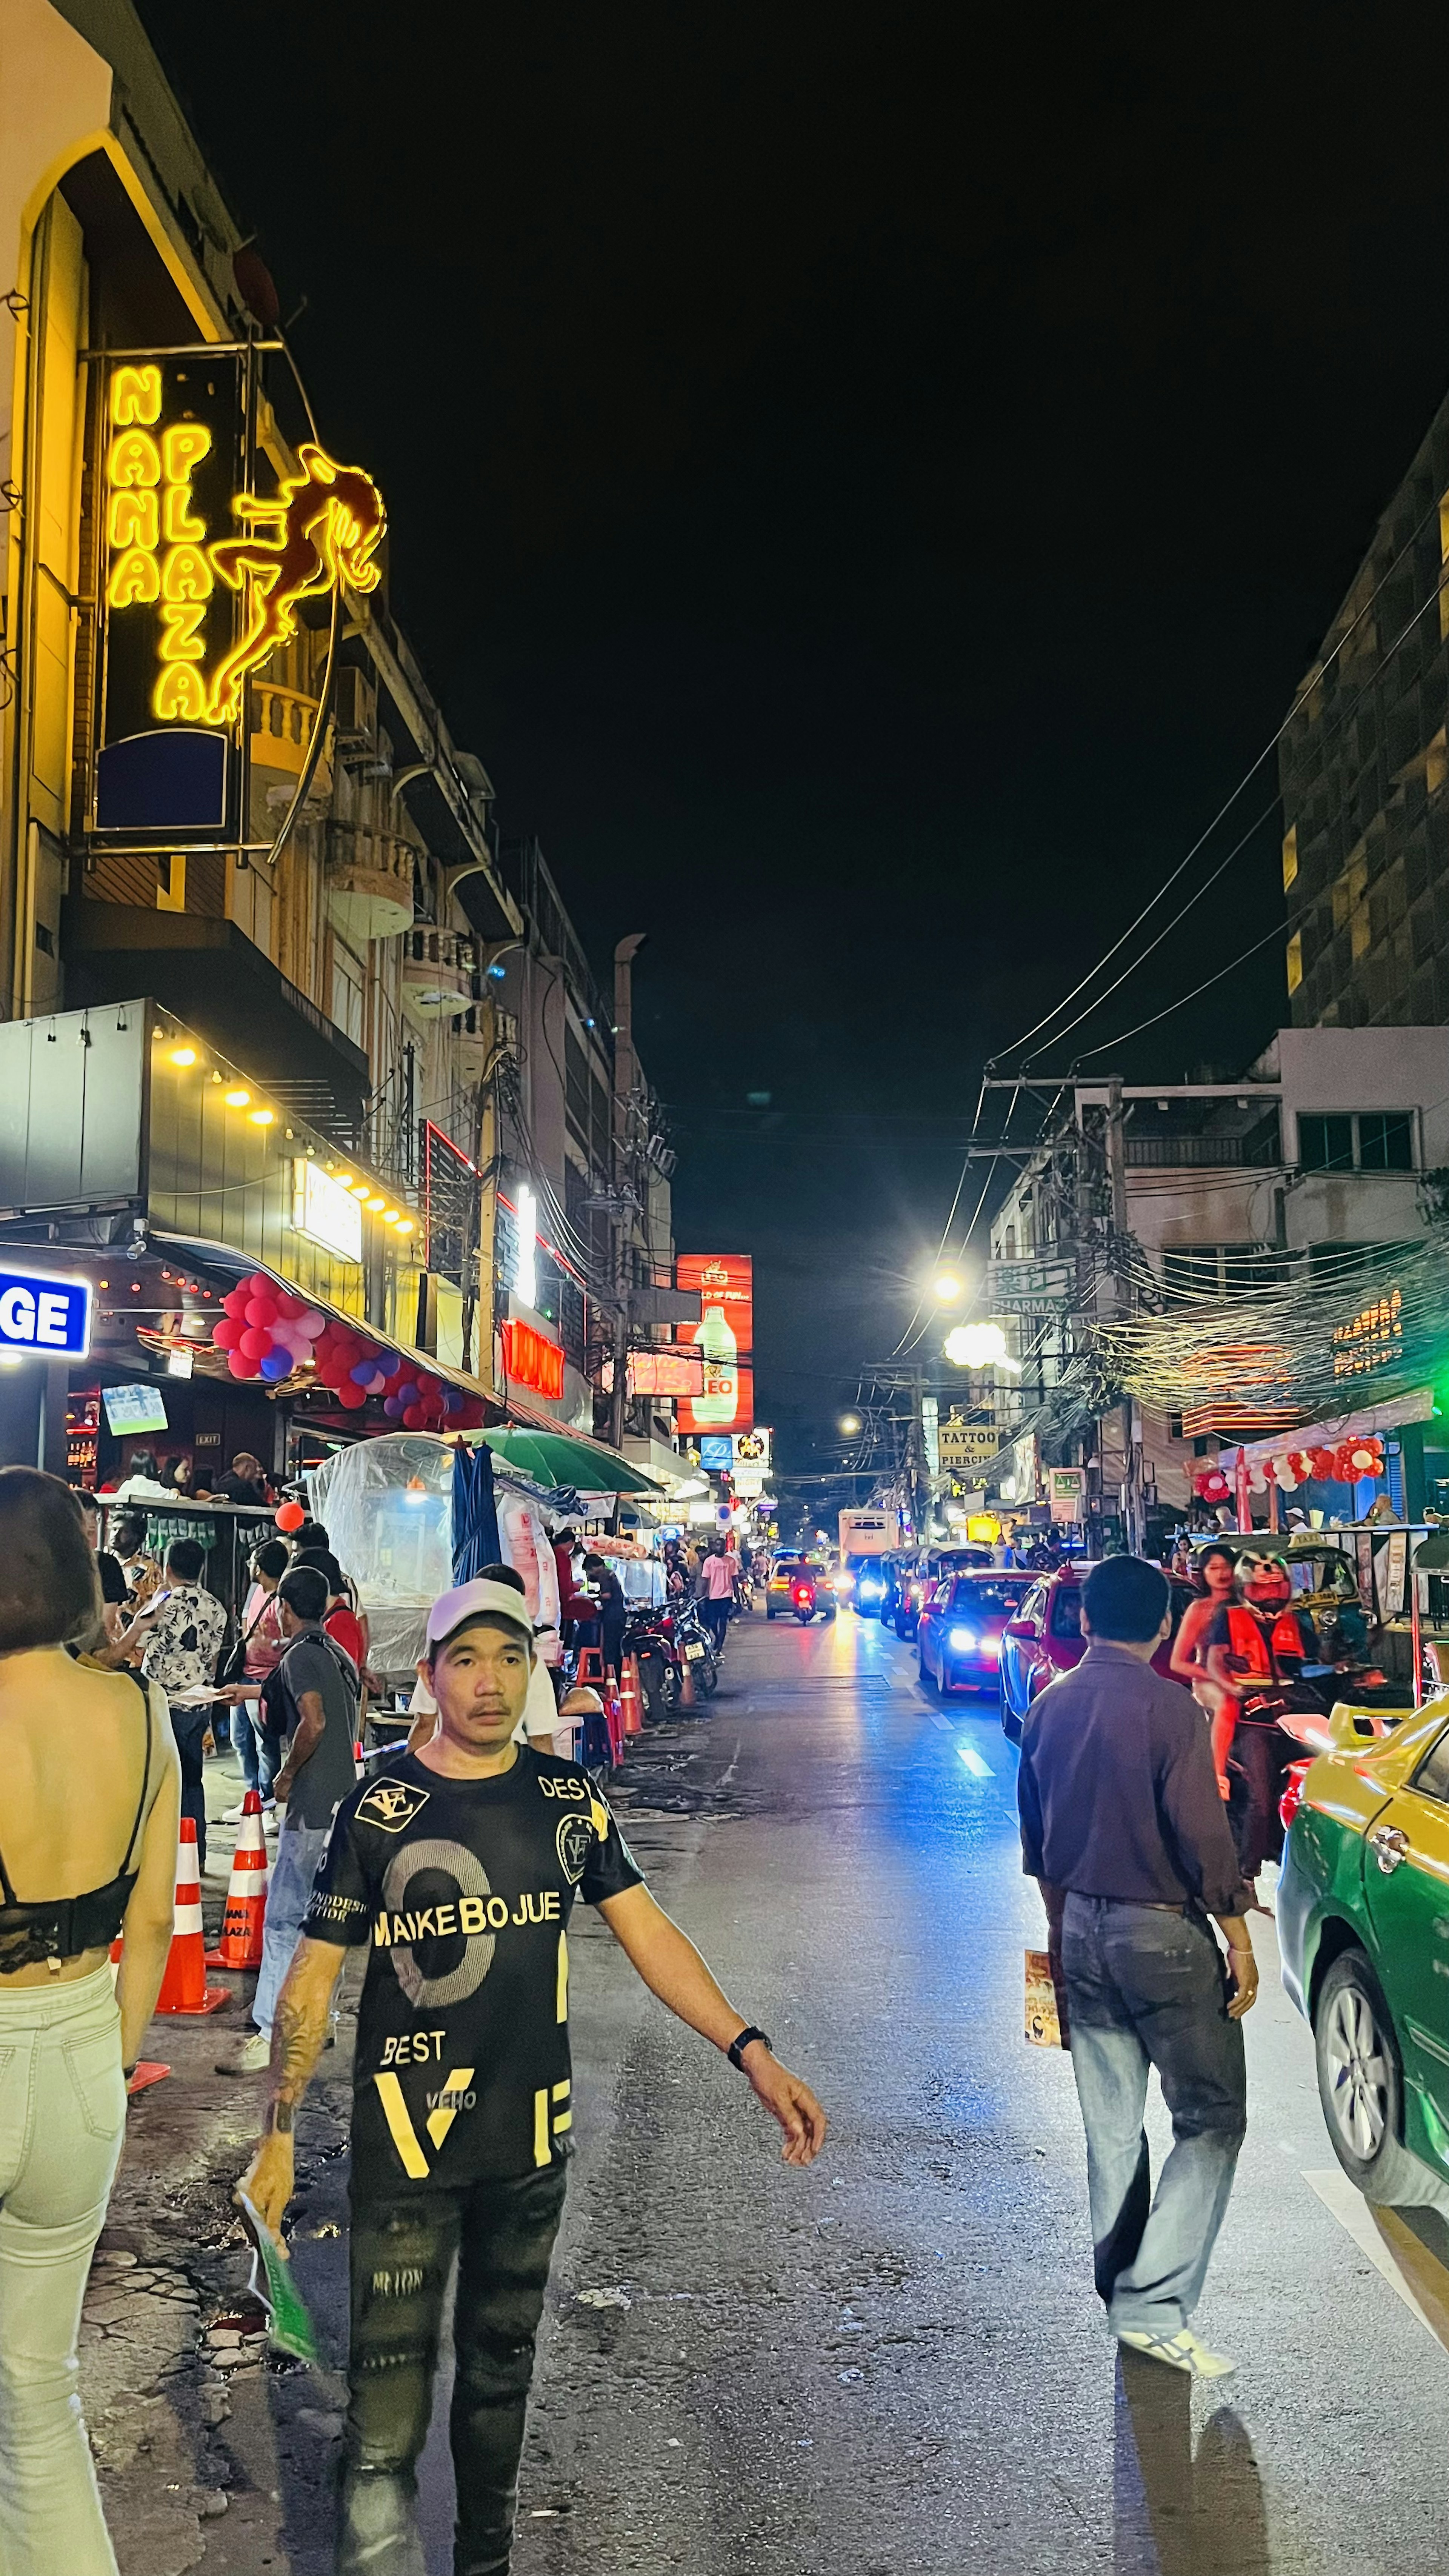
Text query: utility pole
608 934 646 1455
1103 1075 1144 1553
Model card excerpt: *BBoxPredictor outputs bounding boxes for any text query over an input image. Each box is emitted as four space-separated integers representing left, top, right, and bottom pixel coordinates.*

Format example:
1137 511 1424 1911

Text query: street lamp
944 1321 1021 1373
933 1272 964 1303
839 1411 863 1435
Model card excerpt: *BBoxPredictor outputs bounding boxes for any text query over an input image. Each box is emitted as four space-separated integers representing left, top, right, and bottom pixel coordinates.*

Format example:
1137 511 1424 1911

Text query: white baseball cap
425 1578 535 1654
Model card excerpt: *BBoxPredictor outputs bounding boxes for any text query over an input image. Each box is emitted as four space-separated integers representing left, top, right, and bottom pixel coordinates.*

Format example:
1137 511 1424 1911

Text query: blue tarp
451 1440 501 1582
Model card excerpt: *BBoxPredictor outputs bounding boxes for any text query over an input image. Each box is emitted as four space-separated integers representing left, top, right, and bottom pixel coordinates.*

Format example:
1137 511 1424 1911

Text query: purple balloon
350 1360 377 1386
379 1352 405 1380
383 1395 404 1418
259 1350 291 1381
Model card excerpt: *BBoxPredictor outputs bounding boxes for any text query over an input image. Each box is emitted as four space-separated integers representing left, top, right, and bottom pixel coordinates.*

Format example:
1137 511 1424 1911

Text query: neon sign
501 1318 565 1401
101 362 385 733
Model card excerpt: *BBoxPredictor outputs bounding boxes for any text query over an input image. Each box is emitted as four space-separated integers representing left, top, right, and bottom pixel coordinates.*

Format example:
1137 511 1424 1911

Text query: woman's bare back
0 1645 162 1980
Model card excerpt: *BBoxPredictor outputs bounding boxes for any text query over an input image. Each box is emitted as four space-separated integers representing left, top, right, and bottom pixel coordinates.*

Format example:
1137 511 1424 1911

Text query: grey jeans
1061 1894 1247 2337
252 1816 335 2040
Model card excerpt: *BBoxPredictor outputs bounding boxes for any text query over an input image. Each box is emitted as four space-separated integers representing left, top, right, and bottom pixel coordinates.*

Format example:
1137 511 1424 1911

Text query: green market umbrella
481 1427 665 1495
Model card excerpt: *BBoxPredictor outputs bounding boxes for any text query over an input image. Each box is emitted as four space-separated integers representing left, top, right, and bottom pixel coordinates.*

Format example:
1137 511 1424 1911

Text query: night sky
135 0 1449 1468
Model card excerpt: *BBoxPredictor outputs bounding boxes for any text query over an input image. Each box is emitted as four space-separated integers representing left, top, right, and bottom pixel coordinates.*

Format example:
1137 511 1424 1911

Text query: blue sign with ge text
0 1269 91 1360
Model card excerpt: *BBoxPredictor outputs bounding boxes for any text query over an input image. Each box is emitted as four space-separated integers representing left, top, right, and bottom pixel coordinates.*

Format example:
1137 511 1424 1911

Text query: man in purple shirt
1018 1555 1258 2380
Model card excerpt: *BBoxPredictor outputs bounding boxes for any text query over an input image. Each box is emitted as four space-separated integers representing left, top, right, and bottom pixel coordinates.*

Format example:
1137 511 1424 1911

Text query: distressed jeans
1061 1894 1247 2337
0 1964 128 2575
252 1817 335 2040
338 2162 568 2575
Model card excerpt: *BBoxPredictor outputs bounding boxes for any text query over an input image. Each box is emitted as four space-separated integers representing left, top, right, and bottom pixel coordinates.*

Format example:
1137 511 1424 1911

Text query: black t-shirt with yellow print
303 1744 643 2190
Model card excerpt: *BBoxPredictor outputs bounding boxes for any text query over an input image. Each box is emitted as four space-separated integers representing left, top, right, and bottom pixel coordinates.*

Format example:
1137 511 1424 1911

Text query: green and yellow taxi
1280 1695 1449 2202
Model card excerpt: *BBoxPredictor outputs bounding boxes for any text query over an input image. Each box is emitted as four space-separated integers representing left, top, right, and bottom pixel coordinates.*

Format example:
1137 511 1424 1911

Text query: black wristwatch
727 2025 771 2070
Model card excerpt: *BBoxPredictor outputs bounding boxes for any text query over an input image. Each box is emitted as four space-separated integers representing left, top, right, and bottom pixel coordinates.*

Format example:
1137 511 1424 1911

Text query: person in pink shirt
697 1538 736 1650
224 1538 288 1819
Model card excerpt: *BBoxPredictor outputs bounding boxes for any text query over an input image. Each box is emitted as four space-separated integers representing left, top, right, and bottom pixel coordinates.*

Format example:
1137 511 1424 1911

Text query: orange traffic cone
206 1791 269 1970
619 1653 644 1736
154 1819 230 2015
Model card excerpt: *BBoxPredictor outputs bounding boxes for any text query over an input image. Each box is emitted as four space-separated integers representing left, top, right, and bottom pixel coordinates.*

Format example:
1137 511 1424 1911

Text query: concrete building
1279 379 1449 1031
983 1025 1449 1530
0 0 681 1475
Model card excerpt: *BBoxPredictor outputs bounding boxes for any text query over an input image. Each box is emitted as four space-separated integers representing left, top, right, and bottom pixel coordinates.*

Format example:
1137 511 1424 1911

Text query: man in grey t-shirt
217 1563 358 2075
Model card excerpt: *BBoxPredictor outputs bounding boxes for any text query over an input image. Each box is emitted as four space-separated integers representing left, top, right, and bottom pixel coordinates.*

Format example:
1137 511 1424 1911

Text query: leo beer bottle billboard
674 1255 754 1435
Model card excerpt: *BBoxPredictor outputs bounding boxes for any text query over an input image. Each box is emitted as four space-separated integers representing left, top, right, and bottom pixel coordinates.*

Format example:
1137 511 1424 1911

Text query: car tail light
1280 1759 1312 1833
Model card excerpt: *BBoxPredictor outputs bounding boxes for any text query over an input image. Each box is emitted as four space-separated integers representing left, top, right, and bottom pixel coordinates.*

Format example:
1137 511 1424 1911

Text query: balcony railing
402 927 480 1020
325 826 416 944
250 683 321 777
1124 1133 1281 1169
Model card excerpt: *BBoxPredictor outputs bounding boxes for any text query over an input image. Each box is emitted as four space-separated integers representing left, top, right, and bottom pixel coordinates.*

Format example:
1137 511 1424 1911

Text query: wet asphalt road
91 1607 1449 2573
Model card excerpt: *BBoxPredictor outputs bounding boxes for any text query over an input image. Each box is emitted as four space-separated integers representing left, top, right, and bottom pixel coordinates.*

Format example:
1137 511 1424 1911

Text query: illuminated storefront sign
675 1254 754 1436
292 1160 363 1263
0 1267 90 1359
1333 1287 1403 1380
93 355 384 837
500 1318 565 1399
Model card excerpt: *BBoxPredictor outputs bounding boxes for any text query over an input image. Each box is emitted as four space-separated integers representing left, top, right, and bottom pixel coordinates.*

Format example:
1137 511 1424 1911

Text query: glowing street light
944 1320 1020 1372
933 1272 964 1303
839 1411 863 1435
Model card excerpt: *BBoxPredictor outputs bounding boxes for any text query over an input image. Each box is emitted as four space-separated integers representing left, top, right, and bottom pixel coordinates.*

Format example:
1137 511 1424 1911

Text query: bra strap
118 1670 155 1876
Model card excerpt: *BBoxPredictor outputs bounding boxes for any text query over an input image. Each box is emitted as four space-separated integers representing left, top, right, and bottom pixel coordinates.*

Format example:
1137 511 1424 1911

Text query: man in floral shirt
122 1537 226 1866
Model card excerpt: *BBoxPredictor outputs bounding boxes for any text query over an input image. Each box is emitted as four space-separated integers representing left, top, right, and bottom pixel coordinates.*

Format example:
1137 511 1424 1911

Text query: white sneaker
215 2030 272 2076
222 1802 248 1825
1117 2327 1236 2379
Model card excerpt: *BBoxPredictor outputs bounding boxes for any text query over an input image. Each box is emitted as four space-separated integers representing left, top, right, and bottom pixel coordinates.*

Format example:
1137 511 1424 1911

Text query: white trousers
0 1962 127 2576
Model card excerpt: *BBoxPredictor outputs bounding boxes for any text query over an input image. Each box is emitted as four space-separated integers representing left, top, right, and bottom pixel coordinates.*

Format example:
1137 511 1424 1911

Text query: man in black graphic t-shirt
241 1576 826 2576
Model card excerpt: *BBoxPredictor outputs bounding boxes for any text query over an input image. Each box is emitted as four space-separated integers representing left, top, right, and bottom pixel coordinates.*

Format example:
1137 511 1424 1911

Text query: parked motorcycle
623 1602 717 1716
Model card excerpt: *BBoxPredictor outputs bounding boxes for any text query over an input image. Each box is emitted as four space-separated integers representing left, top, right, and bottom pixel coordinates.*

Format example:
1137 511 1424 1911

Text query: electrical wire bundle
1080 1234 1446 1422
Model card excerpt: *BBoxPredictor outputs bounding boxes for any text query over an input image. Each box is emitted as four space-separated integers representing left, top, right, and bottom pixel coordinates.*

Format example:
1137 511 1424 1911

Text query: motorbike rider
1169 1544 1241 1787
1203 1552 1318 1885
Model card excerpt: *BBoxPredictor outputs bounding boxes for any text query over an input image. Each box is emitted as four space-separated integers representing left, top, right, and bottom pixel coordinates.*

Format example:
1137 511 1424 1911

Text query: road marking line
957 1745 993 1777
1304 2168 1449 2355
719 1738 743 1787
926 1709 950 1731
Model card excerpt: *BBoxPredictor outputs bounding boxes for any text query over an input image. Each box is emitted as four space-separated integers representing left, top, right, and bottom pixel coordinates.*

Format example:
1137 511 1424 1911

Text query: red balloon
239 1327 270 1362
402 1404 425 1429
246 1297 277 1327
227 1351 254 1379
338 1381 368 1409
244 1272 272 1300
275 1500 306 1532
223 1287 249 1318
212 1318 241 1351
273 1289 303 1319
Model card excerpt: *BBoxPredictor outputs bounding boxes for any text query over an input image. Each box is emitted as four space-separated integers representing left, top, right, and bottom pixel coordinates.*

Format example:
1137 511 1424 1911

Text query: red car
917 1571 1037 1696
997 1563 1197 1741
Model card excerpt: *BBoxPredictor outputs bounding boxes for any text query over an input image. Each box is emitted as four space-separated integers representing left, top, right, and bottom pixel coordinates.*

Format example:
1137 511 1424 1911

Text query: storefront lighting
396 1220 414 1236
383 1210 400 1225
366 1194 385 1211
168 1046 197 1067
224 1088 250 1107
334 1172 353 1186
349 1182 370 1198
248 1108 275 1126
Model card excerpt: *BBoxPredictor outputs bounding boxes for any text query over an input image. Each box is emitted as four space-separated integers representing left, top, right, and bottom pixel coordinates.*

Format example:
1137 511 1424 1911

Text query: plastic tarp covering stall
310 1434 454 1680
310 1433 563 1679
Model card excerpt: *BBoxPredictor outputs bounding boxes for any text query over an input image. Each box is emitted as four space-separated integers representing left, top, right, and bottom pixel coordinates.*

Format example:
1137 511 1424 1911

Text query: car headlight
949 1626 977 1651
859 1578 881 1597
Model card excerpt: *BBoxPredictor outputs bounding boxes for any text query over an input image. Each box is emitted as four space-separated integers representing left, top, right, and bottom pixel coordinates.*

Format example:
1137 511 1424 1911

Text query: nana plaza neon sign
103 362 385 730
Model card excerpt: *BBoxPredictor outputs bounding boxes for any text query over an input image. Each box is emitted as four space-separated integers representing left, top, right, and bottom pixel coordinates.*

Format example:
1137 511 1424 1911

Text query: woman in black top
0 1469 180 2573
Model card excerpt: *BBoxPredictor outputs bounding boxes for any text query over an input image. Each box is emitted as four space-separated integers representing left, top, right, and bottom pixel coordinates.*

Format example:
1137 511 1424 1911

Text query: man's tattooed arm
262 1937 346 2138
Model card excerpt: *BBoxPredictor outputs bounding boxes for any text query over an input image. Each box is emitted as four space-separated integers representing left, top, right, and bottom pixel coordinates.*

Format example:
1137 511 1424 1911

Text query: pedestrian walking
100 1538 226 1869
1017 1554 1257 2379
697 1536 735 1650
0 1467 181 2576
238 1573 825 2576
1168 1541 1240 1786
215 1565 359 2077
222 1538 289 1818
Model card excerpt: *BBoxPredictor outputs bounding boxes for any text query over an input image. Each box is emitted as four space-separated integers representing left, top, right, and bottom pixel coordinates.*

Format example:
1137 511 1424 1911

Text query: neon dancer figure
207 444 385 726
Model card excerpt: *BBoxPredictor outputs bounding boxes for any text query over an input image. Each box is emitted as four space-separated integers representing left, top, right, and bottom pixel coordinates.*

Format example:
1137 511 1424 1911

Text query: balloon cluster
1193 1434 1385 1503
211 1272 485 1427
212 1274 326 1384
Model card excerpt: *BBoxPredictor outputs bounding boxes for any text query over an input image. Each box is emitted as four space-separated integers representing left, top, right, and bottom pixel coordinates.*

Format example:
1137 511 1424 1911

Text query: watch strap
727 2024 771 2070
